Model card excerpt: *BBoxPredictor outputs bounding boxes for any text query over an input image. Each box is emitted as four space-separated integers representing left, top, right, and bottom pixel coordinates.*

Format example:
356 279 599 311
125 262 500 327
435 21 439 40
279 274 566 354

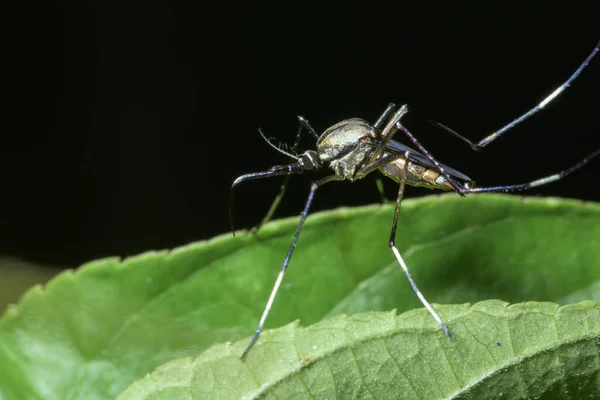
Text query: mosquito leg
241 175 343 360
250 117 315 234
297 116 320 140
374 103 397 133
368 105 410 163
355 151 407 203
428 39 600 151
474 39 600 149
229 163 305 236
375 175 389 203
356 152 406 179
463 148 600 194
389 150 452 339
250 175 292 234
396 123 466 195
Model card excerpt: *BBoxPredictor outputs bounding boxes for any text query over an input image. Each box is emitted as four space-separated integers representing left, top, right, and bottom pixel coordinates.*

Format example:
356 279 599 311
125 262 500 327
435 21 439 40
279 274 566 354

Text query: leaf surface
119 301 600 400
0 194 599 399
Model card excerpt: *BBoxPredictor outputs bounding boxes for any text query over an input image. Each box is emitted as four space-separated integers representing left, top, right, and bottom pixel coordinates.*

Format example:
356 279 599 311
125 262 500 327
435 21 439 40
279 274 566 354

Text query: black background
2 3 599 267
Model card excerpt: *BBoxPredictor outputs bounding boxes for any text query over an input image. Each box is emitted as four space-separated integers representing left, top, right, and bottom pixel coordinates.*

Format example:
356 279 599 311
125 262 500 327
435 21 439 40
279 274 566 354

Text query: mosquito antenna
258 128 299 159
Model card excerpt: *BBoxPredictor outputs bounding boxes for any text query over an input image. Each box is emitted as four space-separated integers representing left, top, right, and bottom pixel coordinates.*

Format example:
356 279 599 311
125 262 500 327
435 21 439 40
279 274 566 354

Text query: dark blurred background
2 2 599 272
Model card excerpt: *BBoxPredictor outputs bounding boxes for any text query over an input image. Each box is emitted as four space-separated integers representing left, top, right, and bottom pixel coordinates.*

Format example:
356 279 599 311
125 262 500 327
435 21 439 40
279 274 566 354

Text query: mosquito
230 39 600 360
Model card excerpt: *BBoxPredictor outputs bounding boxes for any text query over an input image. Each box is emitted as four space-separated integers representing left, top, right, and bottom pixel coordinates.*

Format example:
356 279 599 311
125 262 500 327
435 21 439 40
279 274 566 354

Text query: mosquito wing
384 139 472 182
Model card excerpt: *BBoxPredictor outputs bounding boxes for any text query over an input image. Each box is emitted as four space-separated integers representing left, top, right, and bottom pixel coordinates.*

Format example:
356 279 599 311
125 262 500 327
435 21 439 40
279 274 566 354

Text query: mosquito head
298 150 321 171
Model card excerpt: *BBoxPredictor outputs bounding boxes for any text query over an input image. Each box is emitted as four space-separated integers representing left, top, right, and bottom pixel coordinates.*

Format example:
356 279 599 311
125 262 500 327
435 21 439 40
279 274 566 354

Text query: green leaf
0 257 62 315
1 194 599 399
117 301 600 400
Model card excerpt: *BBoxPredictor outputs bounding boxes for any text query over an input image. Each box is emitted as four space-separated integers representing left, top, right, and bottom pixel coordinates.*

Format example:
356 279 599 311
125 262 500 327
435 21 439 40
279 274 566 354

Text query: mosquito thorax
316 118 377 180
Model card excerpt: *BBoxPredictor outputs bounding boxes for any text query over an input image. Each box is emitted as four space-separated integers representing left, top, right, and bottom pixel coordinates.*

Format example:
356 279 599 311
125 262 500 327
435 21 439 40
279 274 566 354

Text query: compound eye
301 153 316 170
